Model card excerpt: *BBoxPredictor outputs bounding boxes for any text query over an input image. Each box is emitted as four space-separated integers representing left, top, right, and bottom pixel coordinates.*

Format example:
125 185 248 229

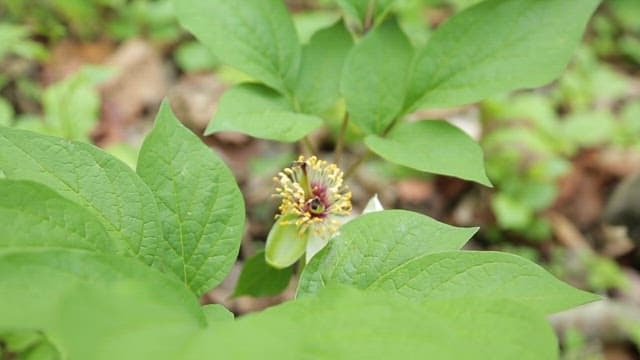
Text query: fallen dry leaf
43 39 114 85
168 72 227 131
99 38 168 144
396 178 434 203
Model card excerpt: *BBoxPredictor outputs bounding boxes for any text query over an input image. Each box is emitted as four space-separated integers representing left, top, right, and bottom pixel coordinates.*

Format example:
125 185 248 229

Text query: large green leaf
184 287 557 360
336 0 398 29
341 18 413 134
294 21 353 114
0 127 163 265
174 0 301 94
405 0 601 110
137 101 245 295
202 304 234 325
364 120 492 186
0 250 559 359
0 249 205 360
297 210 477 296
206 83 323 142
298 212 598 314
370 250 599 314
0 180 114 253
233 250 293 298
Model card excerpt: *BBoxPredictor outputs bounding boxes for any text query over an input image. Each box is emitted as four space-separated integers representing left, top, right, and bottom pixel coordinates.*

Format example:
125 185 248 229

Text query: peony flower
265 156 352 268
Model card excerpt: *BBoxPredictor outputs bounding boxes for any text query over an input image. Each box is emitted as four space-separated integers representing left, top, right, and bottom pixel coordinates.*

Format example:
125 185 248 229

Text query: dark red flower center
305 182 330 218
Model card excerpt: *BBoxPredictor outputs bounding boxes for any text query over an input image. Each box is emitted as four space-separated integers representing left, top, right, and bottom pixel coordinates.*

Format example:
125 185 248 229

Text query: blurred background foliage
0 0 639 359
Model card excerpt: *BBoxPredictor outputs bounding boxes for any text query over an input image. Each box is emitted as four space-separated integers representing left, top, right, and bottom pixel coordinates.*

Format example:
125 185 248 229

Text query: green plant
0 64 147 169
0 23 48 111
175 0 601 259
591 0 640 64
0 23 47 62
4 66 111 142
480 41 638 242
0 0 606 358
481 93 572 241
0 103 598 358
1 0 180 42
177 0 600 186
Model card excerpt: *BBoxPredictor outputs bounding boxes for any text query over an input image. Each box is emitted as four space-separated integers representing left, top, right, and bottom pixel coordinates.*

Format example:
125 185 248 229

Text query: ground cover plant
0 0 614 358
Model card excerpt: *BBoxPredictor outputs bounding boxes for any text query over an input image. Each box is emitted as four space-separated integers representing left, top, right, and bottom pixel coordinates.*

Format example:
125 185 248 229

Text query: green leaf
370 251 600 314
18 339 60 360
0 97 14 126
206 83 323 142
58 286 198 360
234 250 293 297
292 11 341 44
1 331 44 353
103 142 139 170
299 210 598 313
137 101 245 295
173 40 219 73
622 101 640 134
336 0 398 29
492 193 533 230
0 180 114 253
0 249 205 360
405 0 601 110
184 287 558 360
174 0 301 94
449 0 485 10
202 304 234 324
609 0 640 32
299 211 597 314
0 330 61 359
364 120 491 186
0 250 561 359
265 216 307 269
297 210 477 296
0 128 163 266
562 111 616 147
42 68 103 142
294 20 353 115
341 18 413 134
0 24 48 61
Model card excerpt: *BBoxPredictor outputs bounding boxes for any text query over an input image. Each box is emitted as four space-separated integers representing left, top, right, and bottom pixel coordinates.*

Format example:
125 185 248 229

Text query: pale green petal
363 194 384 214
305 217 347 263
265 217 307 269
305 231 330 264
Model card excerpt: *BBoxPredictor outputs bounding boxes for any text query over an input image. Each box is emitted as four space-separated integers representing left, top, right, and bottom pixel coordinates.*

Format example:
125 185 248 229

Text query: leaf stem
297 258 306 274
302 136 316 156
363 0 376 34
334 113 350 166
344 150 371 180
382 116 400 137
291 94 317 157
343 116 402 179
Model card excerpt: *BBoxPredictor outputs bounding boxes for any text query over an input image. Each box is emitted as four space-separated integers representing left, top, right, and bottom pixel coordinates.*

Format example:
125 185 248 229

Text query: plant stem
297 258 306 274
302 136 316 156
363 0 376 33
343 115 402 179
344 150 371 180
382 116 400 137
290 94 317 157
334 113 350 166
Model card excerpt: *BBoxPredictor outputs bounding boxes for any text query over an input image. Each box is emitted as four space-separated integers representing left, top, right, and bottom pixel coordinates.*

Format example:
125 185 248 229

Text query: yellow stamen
273 155 351 237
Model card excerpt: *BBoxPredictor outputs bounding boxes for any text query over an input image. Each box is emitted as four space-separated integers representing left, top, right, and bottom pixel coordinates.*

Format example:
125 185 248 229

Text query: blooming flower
265 156 352 268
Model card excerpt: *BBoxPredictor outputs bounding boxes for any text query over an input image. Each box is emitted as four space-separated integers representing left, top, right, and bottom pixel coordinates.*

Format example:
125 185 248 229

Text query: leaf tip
478 173 494 188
